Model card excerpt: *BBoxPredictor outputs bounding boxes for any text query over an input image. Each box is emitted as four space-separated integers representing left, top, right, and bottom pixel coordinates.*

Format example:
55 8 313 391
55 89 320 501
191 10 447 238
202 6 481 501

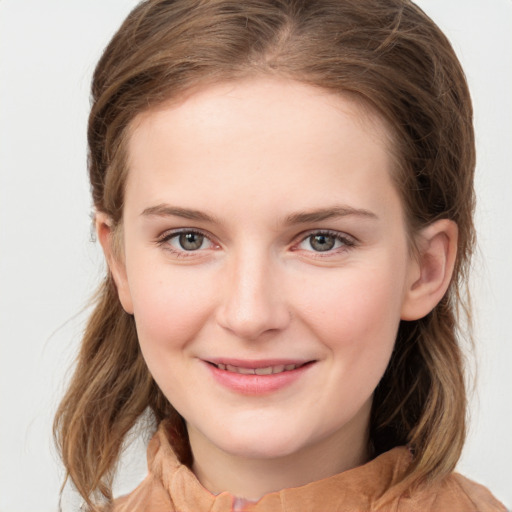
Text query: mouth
206 361 311 375
203 358 316 394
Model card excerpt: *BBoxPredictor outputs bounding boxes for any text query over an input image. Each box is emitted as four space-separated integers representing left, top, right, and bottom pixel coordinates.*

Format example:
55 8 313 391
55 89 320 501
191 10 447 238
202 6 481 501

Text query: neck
188 402 371 501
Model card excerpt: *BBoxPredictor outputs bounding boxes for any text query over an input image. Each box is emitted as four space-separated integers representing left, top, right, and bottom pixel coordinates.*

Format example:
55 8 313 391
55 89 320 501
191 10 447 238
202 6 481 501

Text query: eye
158 230 216 253
307 234 337 252
296 231 355 253
173 232 208 251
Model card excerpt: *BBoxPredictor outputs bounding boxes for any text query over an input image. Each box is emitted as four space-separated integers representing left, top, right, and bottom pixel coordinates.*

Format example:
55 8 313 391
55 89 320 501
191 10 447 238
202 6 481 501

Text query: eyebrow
141 203 378 225
284 205 378 225
141 204 219 223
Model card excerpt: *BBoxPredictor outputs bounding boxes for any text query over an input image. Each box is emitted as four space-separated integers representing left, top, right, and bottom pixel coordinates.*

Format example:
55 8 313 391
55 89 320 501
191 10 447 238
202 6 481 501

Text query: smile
204 359 316 395
211 362 303 375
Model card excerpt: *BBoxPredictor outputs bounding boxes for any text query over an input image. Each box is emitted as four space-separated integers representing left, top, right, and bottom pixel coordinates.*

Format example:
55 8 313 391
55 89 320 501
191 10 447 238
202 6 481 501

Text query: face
113 78 419 461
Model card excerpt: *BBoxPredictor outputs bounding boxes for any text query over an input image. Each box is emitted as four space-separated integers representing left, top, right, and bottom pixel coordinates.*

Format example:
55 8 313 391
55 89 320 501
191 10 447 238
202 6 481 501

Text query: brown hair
54 0 475 508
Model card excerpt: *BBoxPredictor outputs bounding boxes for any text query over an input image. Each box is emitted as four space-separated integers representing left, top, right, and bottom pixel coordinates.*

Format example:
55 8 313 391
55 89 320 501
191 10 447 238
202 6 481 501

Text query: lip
202 358 316 395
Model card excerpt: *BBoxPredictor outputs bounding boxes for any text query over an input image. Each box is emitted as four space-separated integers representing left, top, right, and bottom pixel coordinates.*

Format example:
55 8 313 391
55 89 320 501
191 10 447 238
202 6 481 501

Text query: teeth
215 363 300 374
255 367 273 375
238 367 256 375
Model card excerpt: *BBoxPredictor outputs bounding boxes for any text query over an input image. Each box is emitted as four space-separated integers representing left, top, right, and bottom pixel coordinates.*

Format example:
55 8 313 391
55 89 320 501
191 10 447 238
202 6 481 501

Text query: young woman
54 0 507 510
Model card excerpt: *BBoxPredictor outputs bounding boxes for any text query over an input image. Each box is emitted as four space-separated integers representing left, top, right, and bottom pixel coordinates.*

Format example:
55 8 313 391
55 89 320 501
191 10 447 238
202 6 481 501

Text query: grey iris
310 234 335 251
179 232 204 250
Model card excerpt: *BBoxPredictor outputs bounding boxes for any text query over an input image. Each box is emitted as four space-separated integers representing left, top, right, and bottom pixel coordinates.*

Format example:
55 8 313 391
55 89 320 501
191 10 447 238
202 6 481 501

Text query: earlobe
95 212 134 314
400 219 458 321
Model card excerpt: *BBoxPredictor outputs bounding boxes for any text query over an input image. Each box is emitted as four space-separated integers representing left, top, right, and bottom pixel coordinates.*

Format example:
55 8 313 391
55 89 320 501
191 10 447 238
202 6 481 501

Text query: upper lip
204 358 314 369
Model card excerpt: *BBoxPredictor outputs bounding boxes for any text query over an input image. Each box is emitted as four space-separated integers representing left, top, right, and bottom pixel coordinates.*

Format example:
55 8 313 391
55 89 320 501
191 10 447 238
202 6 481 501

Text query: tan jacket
112 422 506 512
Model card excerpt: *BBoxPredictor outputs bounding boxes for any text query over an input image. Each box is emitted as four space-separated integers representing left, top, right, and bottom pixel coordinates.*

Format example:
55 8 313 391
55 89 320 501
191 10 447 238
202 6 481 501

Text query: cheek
126 261 216 352
293 261 405 373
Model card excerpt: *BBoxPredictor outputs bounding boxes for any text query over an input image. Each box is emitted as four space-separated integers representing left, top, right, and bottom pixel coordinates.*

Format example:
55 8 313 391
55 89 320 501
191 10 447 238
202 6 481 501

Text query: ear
401 219 458 321
95 211 134 314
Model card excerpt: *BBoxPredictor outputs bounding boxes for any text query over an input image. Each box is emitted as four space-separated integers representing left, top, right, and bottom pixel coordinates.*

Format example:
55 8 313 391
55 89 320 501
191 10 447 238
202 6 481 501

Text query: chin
210 423 315 460
223 439 302 460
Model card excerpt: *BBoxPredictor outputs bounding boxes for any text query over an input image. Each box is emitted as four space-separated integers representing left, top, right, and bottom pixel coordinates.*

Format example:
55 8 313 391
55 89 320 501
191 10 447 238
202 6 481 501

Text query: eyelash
155 228 357 258
156 228 215 258
293 230 357 257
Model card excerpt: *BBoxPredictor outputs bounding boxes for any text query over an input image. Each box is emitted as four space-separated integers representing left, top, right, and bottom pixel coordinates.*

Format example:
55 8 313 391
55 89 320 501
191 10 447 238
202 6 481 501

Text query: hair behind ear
372 299 467 490
371 218 465 495
53 275 180 509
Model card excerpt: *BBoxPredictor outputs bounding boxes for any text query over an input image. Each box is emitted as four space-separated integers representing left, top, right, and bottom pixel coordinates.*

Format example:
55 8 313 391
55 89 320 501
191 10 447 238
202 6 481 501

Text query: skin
97 77 457 501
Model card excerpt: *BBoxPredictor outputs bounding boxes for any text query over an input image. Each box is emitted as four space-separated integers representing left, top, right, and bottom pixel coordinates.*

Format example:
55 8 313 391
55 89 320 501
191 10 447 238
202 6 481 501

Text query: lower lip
205 362 314 395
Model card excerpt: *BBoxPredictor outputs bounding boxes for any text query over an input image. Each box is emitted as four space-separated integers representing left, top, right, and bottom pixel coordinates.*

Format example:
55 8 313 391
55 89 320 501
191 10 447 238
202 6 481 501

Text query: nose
215 249 291 340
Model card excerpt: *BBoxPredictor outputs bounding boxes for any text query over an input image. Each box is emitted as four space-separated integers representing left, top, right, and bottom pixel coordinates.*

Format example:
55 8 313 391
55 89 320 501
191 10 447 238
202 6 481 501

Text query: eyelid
156 228 219 255
292 229 358 254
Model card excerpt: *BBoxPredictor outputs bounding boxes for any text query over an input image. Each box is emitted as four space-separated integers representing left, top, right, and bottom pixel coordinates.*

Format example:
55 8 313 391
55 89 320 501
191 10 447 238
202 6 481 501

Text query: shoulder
393 472 508 512
434 473 508 512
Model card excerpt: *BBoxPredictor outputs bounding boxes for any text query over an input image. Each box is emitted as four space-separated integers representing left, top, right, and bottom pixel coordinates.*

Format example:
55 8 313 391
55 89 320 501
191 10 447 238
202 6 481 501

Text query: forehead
124 77 401 224
129 77 393 158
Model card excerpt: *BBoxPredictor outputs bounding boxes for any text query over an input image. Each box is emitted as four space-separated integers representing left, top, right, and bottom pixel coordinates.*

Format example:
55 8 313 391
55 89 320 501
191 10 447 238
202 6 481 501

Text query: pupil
311 234 335 252
179 232 203 250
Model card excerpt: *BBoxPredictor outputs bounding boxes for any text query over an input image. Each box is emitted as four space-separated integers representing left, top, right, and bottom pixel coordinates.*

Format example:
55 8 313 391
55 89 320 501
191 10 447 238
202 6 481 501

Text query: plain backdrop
1 1 511 511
